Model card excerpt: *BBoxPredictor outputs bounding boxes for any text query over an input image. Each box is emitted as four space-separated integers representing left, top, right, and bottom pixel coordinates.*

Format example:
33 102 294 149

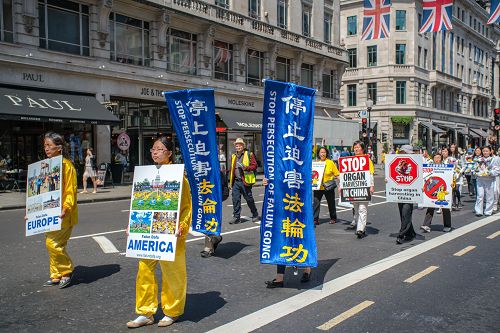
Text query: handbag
323 179 337 191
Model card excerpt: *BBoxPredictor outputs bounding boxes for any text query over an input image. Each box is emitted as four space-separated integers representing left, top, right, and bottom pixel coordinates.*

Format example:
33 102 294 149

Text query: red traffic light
495 109 500 114
361 118 367 124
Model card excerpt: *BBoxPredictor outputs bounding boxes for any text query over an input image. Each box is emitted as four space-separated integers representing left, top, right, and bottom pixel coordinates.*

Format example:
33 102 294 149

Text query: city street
0 176 499 332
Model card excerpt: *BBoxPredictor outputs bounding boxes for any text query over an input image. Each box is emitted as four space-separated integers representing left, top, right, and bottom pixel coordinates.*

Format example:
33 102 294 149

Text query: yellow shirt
62 157 78 227
320 159 340 190
178 176 192 235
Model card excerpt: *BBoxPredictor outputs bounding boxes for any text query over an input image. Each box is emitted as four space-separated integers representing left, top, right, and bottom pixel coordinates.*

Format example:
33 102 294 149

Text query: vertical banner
260 80 317 267
339 155 372 202
422 164 454 208
385 154 423 203
26 156 63 236
312 161 326 191
165 89 222 236
126 164 184 261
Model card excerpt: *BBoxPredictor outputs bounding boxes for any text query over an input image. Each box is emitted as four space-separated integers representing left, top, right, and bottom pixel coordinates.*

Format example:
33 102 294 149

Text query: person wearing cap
395 144 417 244
229 138 259 224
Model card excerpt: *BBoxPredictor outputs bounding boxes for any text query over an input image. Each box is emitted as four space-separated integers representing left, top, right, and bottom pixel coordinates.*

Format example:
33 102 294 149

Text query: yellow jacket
320 159 340 190
62 158 78 227
178 176 192 235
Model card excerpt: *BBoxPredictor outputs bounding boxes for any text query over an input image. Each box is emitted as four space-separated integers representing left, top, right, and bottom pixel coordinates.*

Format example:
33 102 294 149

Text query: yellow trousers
45 225 74 280
135 237 187 317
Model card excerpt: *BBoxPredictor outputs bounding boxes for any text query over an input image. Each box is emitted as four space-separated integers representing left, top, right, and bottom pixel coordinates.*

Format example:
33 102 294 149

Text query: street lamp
365 99 373 146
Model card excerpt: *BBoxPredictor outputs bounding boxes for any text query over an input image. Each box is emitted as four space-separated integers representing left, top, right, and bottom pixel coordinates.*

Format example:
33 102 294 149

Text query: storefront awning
0 87 120 124
419 121 446 134
217 109 262 131
456 128 469 136
470 128 489 138
468 130 480 139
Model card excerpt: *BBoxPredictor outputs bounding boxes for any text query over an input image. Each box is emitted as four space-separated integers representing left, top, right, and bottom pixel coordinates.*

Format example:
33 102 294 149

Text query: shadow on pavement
178 291 227 323
282 258 339 290
214 241 250 259
71 264 121 286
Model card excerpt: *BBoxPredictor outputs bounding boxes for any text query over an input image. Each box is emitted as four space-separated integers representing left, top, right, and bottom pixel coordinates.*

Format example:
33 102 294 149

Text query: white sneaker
420 225 431 233
442 227 452 232
126 315 153 328
436 208 442 214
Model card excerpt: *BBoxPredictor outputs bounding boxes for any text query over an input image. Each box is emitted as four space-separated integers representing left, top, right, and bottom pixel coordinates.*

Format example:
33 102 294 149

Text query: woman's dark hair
156 135 174 152
433 153 443 162
44 132 68 158
318 146 330 158
352 140 365 153
481 146 492 153
449 144 459 158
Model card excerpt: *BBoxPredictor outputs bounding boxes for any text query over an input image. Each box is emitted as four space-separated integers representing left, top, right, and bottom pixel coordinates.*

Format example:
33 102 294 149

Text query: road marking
121 209 129 212
453 245 476 256
317 300 375 331
486 231 500 239
206 215 499 333
371 194 387 199
404 266 439 283
71 229 126 240
92 236 119 253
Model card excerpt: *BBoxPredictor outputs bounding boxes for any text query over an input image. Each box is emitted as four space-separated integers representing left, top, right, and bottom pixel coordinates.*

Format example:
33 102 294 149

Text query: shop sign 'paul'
3 95 82 111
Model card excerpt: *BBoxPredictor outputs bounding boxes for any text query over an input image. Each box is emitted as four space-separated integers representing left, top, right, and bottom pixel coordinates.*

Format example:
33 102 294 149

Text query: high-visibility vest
230 151 256 186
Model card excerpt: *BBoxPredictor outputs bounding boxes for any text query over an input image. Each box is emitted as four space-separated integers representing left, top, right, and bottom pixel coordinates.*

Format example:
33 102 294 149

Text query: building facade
0 0 347 179
340 0 500 160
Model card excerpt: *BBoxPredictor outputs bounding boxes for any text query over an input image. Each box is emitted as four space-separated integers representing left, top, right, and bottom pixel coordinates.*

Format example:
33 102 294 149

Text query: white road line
92 236 119 253
404 266 439 283
205 215 499 333
371 194 387 199
486 231 500 239
317 300 375 331
71 229 126 240
121 209 129 212
453 245 476 256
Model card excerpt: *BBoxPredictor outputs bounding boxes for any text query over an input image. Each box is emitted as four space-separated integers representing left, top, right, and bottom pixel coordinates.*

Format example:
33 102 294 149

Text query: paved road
0 177 498 332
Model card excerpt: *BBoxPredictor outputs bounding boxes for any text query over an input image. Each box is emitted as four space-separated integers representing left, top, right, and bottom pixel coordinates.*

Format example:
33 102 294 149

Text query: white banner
26 156 63 236
422 164 454 208
385 154 423 203
126 164 185 261
312 161 326 191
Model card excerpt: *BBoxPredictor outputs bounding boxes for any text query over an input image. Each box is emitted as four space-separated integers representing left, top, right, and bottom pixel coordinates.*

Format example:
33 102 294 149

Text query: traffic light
361 118 367 132
382 133 388 142
495 108 500 127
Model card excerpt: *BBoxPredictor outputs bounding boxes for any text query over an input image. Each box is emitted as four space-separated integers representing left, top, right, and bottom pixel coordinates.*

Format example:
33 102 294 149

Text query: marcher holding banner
473 146 500 217
38 132 78 288
127 137 192 329
313 147 340 225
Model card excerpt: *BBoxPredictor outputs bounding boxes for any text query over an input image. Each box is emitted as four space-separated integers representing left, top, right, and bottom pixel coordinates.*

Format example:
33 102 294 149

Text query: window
247 49 264 86
276 56 291 82
167 29 197 75
396 81 406 104
348 48 357 68
347 84 357 106
277 0 288 29
395 44 406 64
110 13 150 66
347 16 357 35
0 0 13 42
432 34 436 69
468 42 471 59
322 70 336 99
418 46 422 67
367 82 377 105
215 0 229 9
461 38 464 54
302 4 311 36
395 10 406 30
418 13 422 31
416 83 421 104
249 0 260 19
39 0 90 56
324 13 332 43
213 40 233 81
424 49 428 69
367 45 377 67
301 63 313 88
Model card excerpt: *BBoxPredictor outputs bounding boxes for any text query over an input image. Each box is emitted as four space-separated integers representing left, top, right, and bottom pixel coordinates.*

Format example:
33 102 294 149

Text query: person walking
313 147 340 225
463 148 475 196
39 132 78 288
126 136 192 329
448 144 463 210
346 140 375 238
331 147 340 168
474 146 500 217
80 148 98 194
229 138 259 224
420 153 452 234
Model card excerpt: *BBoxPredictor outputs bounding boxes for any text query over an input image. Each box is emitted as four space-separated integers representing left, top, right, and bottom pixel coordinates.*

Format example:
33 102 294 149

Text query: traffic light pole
367 106 372 148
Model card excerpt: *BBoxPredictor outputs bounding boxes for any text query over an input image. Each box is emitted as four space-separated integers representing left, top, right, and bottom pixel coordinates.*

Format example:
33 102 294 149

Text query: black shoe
356 230 365 239
404 235 415 241
300 272 311 283
200 250 213 258
229 217 240 224
265 279 284 288
396 237 404 244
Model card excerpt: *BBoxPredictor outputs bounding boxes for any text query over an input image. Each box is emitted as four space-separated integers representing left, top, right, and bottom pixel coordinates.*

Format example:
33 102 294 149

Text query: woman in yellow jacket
41 132 78 289
313 147 340 225
127 136 192 329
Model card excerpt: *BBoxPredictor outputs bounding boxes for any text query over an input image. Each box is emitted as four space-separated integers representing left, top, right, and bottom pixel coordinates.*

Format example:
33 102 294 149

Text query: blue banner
165 89 222 236
260 80 317 267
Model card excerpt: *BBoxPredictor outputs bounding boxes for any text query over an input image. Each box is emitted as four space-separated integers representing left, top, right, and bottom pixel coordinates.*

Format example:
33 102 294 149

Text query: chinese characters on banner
26 156 63 236
260 80 317 268
126 164 184 261
165 89 222 236
385 154 423 203
422 164 454 208
339 155 372 202
312 162 326 191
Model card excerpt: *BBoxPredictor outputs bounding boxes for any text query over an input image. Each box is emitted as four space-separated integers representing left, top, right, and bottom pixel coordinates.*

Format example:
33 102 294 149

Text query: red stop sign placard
389 157 419 185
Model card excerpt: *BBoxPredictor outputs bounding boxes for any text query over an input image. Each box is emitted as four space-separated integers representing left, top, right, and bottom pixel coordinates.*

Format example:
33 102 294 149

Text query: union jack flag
419 0 453 33
487 0 500 24
361 0 391 41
